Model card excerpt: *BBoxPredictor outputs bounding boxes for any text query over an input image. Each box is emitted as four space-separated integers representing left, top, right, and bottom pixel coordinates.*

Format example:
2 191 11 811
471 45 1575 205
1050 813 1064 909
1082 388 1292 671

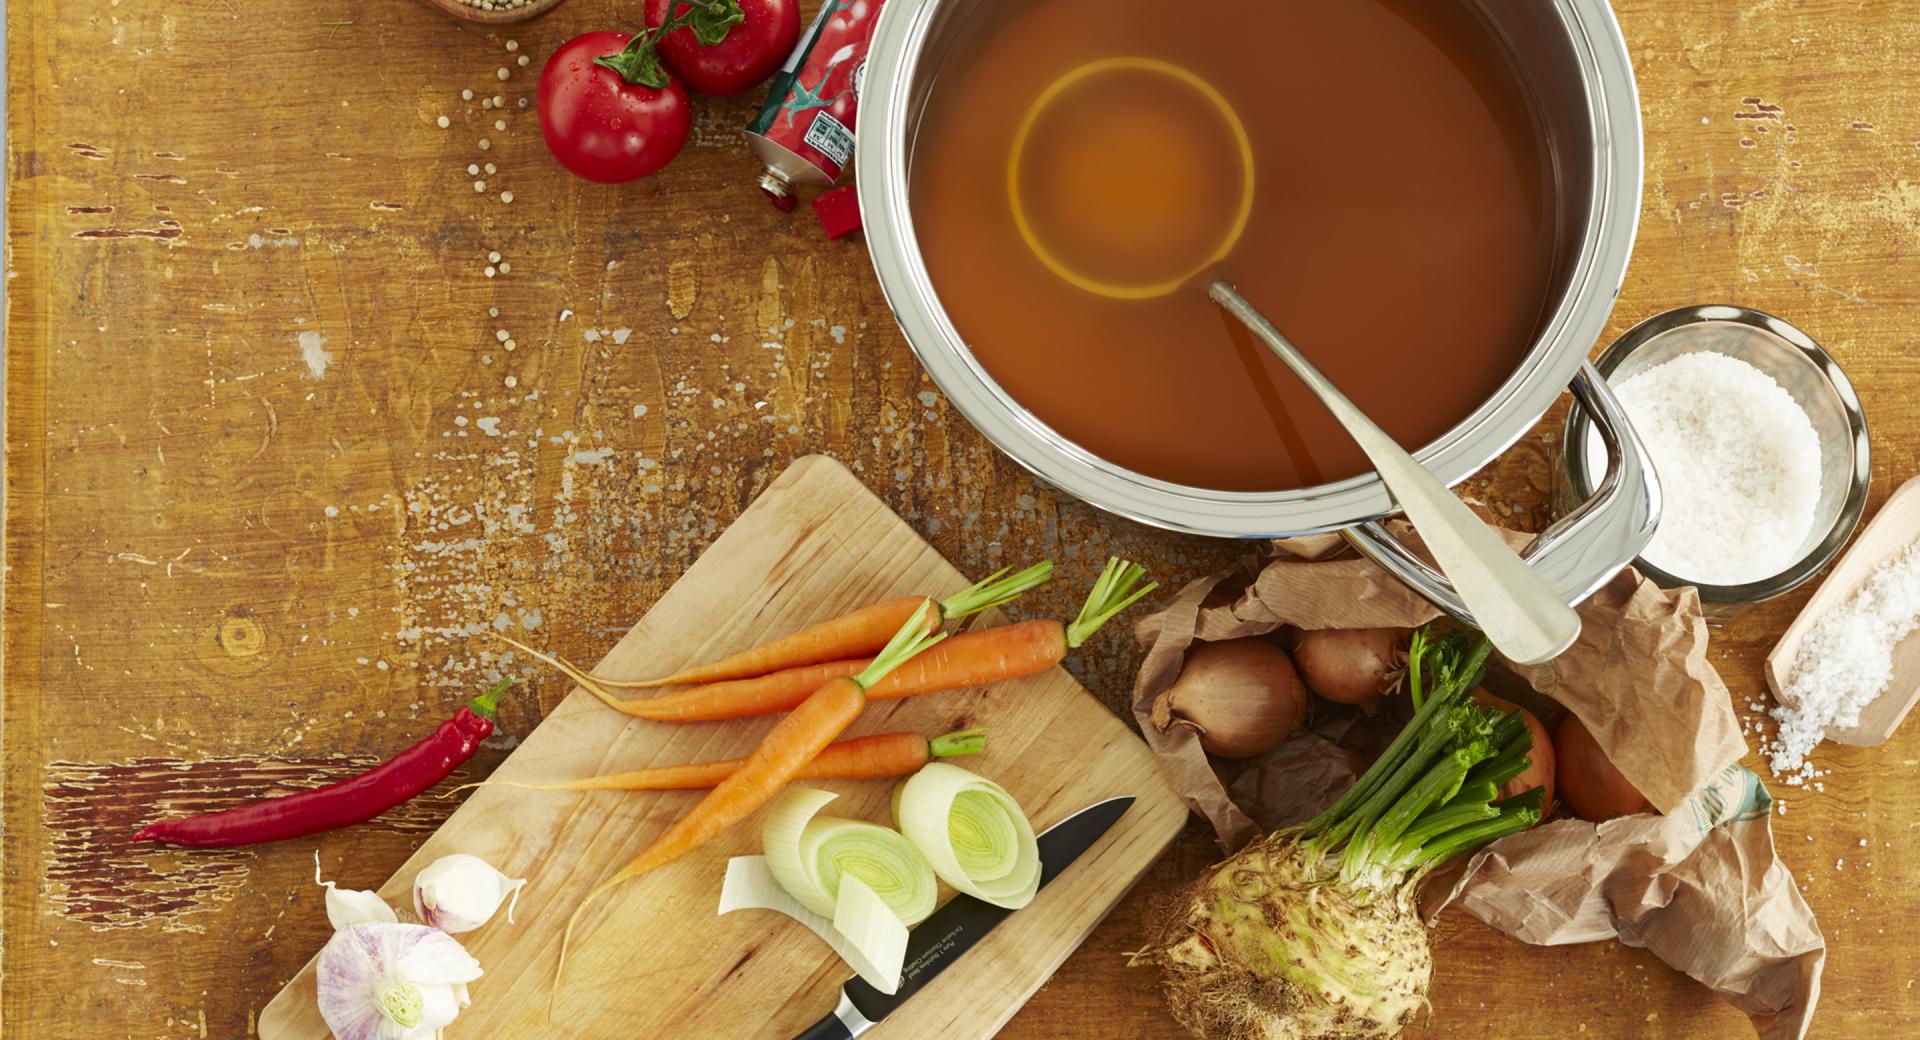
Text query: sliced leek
762 787 937 925
718 856 907 994
893 763 1040 909
830 876 907 993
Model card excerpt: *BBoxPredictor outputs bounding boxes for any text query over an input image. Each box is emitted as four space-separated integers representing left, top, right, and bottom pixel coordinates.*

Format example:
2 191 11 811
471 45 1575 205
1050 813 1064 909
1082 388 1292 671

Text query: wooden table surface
6 1 1918 1037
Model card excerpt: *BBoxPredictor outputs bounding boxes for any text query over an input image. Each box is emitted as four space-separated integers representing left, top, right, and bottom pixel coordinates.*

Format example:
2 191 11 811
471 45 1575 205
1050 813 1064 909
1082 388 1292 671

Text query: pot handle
1341 363 1660 625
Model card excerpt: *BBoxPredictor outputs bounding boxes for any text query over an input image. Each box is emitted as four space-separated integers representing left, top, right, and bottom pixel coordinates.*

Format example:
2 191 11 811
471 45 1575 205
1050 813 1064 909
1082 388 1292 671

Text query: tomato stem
594 0 744 88
671 0 746 48
594 32 673 90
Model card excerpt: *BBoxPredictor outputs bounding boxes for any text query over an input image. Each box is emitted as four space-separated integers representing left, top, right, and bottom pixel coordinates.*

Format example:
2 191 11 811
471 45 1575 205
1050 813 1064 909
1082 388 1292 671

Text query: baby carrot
503 558 1157 723
579 561 1051 689
448 728 986 794
558 602 947 988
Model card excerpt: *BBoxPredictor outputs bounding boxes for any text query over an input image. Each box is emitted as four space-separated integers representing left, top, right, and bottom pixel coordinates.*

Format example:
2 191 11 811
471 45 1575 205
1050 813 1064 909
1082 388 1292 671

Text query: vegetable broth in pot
909 0 1558 492
860 0 1655 621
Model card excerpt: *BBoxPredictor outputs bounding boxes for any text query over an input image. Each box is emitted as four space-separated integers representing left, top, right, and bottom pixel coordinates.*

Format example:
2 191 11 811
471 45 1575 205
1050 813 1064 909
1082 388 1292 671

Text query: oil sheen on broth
910 0 1556 492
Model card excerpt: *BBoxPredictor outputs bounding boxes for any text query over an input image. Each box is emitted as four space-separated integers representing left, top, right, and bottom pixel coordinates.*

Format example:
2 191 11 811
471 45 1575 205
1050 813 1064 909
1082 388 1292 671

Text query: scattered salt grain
473 180 486 192
462 89 475 101
497 67 511 81
499 193 515 206
503 339 517 351
437 115 450 128
467 163 480 175
495 329 509 342
1770 540 1920 777
517 55 530 67
505 39 519 52
484 162 497 175
487 307 499 318
495 119 507 131
1591 352 1821 585
488 251 502 264
484 266 497 278
492 95 505 107
479 138 492 151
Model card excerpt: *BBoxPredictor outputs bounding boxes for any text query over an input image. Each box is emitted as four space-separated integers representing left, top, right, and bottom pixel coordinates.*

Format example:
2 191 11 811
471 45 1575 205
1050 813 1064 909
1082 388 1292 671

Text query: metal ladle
1011 60 1581 664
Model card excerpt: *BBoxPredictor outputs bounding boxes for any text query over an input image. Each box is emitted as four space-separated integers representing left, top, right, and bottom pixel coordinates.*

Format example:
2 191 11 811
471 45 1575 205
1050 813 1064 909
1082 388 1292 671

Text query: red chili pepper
132 680 509 848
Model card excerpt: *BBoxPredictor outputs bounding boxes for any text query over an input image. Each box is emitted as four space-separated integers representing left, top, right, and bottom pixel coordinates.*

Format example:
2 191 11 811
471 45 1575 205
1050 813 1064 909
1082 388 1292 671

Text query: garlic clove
414 977 465 1034
314 852 399 930
412 853 526 935
316 923 481 1040
395 925 491 983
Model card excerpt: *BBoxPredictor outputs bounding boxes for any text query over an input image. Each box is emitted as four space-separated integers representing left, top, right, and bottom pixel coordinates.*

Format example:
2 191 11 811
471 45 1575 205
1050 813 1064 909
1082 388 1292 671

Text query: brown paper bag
1426 765 1824 1040
1130 535 1824 1039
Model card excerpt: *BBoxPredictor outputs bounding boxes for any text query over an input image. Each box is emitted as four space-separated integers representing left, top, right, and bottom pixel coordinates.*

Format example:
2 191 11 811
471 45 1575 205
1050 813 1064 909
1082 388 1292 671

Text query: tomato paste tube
745 0 889 209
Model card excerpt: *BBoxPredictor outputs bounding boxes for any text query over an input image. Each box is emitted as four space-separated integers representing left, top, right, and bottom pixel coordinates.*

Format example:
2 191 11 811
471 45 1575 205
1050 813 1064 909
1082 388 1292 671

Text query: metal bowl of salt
1557 305 1870 618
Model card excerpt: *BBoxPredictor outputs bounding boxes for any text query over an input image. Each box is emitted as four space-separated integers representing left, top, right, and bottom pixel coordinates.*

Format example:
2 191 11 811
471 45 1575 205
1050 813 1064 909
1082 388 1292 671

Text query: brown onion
1293 627 1408 704
1472 689 1555 815
1150 638 1307 759
1553 714 1651 821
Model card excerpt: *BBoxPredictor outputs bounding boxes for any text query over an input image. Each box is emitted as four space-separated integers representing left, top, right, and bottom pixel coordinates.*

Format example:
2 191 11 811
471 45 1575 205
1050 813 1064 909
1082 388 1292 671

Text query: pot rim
856 0 1643 538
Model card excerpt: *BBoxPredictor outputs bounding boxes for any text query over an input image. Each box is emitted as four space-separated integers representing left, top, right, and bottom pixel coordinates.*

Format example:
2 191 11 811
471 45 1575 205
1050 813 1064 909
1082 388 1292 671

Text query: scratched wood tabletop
5 1 1918 1037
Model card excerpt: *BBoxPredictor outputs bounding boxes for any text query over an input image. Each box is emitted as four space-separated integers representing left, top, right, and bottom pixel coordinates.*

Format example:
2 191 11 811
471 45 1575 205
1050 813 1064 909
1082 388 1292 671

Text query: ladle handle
1208 280 1581 665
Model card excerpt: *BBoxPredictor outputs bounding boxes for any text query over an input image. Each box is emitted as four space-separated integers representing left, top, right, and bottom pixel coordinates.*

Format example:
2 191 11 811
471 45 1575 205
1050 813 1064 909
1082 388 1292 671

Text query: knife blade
788 795 1134 1040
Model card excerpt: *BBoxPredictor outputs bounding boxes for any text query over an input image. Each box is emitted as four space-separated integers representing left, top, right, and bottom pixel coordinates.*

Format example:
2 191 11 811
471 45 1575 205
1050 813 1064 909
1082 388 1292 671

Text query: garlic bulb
315 853 399 929
412 853 526 934
316 923 481 1040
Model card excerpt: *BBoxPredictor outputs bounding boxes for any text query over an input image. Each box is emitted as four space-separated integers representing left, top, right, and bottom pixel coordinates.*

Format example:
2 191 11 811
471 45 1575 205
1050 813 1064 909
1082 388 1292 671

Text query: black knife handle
790 1010 856 1040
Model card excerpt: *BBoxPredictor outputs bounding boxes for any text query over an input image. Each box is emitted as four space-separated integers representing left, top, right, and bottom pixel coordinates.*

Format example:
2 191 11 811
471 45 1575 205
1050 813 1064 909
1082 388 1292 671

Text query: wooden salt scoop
1766 474 1920 745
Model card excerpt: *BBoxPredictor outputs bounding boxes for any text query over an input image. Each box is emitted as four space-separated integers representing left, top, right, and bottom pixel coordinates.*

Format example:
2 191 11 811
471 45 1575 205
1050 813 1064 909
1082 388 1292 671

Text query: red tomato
537 31 692 183
645 0 801 97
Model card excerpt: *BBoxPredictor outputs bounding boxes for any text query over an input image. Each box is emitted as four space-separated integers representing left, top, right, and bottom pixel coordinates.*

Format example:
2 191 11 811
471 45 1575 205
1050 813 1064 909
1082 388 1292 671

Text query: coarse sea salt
1769 540 1920 777
1591 351 1822 586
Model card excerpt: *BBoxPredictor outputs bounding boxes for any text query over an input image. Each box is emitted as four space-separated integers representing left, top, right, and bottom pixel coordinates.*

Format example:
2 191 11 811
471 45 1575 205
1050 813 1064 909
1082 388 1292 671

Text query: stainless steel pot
856 0 1660 623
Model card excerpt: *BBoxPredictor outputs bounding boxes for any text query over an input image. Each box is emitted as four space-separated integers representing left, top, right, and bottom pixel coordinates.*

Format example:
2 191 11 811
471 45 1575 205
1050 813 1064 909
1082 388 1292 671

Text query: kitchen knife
788 795 1135 1040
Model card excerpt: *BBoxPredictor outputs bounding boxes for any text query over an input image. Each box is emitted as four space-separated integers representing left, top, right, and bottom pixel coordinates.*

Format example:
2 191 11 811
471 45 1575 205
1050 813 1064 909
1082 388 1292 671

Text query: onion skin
1472 689 1556 815
1554 714 1651 821
1150 639 1307 759
1293 627 1408 705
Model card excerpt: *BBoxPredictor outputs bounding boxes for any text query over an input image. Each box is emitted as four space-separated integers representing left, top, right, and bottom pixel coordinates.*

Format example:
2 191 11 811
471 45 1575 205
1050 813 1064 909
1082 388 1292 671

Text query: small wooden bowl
416 0 568 25
1765 474 1920 746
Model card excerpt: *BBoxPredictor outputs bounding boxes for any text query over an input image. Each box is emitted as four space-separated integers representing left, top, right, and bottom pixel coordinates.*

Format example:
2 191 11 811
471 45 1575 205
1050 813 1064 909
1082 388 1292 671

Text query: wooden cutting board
257 454 1187 1039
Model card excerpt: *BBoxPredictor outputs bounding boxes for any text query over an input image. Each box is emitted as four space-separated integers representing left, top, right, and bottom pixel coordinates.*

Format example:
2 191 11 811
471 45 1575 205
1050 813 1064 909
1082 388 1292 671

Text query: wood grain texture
1767 474 1920 746
250 455 1188 1038
5 1 1920 1038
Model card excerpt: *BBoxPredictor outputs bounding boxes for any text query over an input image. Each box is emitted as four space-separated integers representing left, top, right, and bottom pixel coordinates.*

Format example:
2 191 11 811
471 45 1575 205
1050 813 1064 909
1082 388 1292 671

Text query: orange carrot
558 601 949 988
449 728 986 795
579 561 1052 689
504 558 1157 723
